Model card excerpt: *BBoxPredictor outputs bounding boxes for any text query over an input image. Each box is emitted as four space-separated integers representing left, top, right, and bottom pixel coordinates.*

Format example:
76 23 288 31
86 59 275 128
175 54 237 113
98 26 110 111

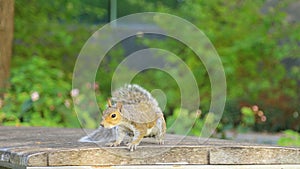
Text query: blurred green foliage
0 0 299 140
140 0 300 133
278 130 300 147
167 108 203 136
237 107 256 133
1 57 79 127
0 0 105 127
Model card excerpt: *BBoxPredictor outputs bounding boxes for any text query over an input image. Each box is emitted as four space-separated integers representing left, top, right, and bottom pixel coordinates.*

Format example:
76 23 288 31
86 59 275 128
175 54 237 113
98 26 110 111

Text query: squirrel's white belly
146 128 154 136
145 126 160 137
145 118 163 136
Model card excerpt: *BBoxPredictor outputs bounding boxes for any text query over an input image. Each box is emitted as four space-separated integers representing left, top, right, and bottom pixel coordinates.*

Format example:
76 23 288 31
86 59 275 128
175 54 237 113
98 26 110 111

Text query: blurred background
0 0 299 146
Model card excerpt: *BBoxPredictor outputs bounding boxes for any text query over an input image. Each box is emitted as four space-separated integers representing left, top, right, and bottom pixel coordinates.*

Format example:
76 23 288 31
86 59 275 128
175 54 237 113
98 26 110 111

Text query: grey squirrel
79 84 166 151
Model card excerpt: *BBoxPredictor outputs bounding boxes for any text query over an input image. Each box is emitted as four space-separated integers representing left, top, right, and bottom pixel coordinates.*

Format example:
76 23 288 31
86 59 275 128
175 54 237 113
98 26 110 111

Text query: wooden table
0 126 299 169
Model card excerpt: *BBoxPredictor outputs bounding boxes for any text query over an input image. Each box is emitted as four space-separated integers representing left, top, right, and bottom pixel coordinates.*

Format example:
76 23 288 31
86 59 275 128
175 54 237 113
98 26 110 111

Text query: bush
0 57 79 127
278 130 300 147
0 1 106 127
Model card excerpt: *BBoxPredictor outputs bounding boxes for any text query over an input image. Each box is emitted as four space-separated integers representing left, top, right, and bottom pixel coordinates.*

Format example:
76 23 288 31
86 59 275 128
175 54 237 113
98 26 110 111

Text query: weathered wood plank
48 146 208 166
210 146 300 164
25 165 300 169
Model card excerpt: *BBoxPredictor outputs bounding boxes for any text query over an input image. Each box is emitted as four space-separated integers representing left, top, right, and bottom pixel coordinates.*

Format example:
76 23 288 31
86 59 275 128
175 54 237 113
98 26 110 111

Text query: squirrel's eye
111 113 116 118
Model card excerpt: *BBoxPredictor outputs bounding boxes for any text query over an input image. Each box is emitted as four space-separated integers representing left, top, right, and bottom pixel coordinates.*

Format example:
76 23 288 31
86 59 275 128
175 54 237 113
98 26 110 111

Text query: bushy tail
112 84 158 106
78 127 116 143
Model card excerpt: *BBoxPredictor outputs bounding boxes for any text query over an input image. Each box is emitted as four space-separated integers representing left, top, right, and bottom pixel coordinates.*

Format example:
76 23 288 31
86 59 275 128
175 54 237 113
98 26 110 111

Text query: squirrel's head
100 99 122 129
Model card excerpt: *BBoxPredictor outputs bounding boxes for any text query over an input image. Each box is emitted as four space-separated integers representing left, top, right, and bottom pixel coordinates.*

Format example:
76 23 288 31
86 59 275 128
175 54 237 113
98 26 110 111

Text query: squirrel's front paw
105 142 120 147
126 142 138 151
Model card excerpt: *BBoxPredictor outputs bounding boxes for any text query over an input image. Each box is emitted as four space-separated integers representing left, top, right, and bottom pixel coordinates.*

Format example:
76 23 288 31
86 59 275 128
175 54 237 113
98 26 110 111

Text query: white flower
293 112 299 118
64 100 71 108
93 83 99 90
252 105 259 112
261 116 267 122
70 88 79 97
31 91 39 102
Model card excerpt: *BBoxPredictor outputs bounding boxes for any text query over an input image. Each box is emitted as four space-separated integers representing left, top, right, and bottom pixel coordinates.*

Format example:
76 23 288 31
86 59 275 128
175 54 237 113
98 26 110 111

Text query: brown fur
101 84 166 151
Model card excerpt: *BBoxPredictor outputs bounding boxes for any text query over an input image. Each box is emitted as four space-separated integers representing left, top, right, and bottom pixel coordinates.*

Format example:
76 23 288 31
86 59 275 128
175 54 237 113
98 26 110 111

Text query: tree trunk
0 0 14 98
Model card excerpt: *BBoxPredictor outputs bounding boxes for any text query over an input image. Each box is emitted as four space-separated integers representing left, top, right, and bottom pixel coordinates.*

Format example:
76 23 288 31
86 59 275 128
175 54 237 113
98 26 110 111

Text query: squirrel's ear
116 102 122 112
107 98 112 107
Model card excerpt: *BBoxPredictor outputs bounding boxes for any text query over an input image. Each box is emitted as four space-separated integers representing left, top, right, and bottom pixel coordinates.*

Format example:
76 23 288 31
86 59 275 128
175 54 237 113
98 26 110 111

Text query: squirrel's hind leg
156 135 165 145
155 117 166 145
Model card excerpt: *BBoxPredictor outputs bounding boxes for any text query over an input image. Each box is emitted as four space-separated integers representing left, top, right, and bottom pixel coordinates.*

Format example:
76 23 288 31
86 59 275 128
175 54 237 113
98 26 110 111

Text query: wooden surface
0 126 299 168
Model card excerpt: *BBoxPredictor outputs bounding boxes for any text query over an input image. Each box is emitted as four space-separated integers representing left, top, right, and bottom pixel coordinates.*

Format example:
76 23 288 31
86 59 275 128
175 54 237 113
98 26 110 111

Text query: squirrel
79 84 166 151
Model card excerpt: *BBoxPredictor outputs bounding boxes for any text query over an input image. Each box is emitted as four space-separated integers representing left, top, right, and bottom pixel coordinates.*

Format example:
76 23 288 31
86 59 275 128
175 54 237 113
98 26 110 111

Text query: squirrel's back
112 84 158 107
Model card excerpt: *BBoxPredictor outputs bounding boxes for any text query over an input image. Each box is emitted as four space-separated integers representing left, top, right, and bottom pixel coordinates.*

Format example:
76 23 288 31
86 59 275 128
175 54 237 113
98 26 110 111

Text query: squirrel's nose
100 122 104 128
